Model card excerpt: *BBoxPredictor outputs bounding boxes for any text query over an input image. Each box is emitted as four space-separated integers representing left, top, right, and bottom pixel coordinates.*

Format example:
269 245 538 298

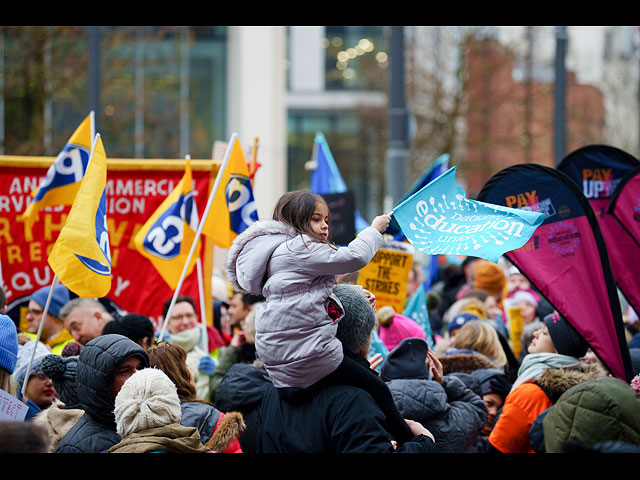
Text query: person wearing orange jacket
488 312 599 453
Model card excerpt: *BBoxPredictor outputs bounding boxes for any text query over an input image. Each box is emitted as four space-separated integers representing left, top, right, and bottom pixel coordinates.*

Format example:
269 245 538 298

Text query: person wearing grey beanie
13 340 57 411
334 284 376 357
41 354 79 408
33 354 85 452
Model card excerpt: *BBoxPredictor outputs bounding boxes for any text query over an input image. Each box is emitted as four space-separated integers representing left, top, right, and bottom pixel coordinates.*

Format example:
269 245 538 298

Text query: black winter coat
54 334 149 453
214 363 272 453
256 380 435 453
386 375 488 453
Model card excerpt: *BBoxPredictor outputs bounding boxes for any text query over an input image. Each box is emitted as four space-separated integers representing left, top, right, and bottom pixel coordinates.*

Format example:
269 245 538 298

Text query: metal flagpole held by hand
21 275 59 395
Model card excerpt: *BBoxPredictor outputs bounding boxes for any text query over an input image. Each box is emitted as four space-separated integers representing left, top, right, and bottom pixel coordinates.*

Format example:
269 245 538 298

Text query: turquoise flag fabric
402 283 434 348
392 167 545 263
367 329 389 374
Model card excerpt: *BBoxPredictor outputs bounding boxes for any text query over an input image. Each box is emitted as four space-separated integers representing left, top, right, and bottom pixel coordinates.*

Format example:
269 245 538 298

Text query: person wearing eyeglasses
161 295 218 401
25 285 74 355
13 338 57 411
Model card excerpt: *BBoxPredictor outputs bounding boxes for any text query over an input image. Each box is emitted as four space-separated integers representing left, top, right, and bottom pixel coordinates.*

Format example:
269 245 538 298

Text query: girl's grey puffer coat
226 219 384 388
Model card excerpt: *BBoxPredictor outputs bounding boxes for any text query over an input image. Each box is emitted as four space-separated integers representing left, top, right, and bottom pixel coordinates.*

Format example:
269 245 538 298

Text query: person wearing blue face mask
161 295 217 401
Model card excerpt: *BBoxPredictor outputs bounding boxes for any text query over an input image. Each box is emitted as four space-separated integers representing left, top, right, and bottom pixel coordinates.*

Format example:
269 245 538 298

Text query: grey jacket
226 219 384 388
55 334 149 453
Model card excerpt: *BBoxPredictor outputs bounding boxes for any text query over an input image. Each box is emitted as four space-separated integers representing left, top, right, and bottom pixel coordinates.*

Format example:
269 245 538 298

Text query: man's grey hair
58 297 108 321
333 284 375 354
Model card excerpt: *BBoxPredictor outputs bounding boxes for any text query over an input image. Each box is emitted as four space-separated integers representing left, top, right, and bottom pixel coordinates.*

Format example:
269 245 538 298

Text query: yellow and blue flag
133 160 201 290
19 113 94 234
202 136 258 249
48 134 112 298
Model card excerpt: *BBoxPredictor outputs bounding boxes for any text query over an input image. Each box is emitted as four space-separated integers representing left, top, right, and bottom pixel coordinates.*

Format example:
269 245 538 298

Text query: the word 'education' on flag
392 167 545 263
19 112 94 235
202 136 258 249
133 159 201 290
48 134 112 298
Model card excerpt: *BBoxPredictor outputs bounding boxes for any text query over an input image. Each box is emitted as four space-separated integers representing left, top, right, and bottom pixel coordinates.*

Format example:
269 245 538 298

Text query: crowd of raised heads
1 230 640 453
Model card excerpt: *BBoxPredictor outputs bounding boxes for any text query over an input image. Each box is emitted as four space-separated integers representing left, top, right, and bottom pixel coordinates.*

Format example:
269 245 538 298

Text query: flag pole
196 257 208 351
24 131 101 393
158 133 238 341
21 274 59 395
89 110 95 141
184 153 210 353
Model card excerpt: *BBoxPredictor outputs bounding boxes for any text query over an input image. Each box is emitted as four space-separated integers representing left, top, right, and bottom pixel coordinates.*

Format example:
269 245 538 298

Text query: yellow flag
133 160 201 290
19 113 94 235
202 137 258 248
48 134 112 298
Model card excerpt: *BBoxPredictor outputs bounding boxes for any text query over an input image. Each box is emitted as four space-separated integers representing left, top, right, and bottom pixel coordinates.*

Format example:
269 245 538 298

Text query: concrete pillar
226 26 288 219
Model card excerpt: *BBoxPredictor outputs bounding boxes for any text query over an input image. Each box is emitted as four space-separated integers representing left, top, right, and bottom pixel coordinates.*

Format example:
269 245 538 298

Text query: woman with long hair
147 342 244 453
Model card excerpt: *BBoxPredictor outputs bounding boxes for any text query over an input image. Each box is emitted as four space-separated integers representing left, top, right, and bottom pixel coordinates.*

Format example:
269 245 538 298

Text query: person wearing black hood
54 334 149 453
381 337 488 453
467 368 512 452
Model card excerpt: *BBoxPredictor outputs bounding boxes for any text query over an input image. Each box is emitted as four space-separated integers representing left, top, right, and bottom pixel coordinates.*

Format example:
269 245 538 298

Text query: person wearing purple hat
25 284 73 355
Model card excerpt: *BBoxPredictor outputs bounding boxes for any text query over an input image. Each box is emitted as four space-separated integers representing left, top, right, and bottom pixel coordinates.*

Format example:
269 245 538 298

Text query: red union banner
0 155 218 332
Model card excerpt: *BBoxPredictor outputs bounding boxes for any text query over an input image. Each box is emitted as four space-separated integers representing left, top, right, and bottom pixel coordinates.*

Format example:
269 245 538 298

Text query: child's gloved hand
198 355 216 375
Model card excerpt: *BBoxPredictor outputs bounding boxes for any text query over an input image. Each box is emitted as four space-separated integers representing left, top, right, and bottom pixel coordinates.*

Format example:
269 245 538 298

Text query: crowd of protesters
1 190 640 454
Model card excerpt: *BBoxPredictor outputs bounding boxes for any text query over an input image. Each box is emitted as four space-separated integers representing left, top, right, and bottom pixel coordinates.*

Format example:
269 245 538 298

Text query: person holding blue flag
226 189 415 445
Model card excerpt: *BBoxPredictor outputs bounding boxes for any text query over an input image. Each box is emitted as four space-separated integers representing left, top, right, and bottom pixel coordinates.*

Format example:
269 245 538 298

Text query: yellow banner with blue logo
18 113 93 235
48 134 112 298
202 137 258 248
132 159 201 290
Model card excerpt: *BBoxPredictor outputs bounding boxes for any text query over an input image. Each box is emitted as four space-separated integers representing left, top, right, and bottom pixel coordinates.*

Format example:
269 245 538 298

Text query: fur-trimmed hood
225 218 384 389
205 411 245 453
534 361 609 401
226 219 297 295
439 351 498 375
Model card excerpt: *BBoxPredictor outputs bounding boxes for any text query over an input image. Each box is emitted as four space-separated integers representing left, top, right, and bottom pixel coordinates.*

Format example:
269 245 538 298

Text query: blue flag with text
392 167 545 263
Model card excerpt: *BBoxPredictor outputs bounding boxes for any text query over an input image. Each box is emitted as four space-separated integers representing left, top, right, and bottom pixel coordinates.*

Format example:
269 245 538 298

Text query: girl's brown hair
272 189 332 245
147 342 201 403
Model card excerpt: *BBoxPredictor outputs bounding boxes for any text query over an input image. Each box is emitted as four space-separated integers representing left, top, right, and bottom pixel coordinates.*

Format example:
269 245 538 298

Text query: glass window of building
323 26 388 91
287 110 386 221
1 26 227 160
